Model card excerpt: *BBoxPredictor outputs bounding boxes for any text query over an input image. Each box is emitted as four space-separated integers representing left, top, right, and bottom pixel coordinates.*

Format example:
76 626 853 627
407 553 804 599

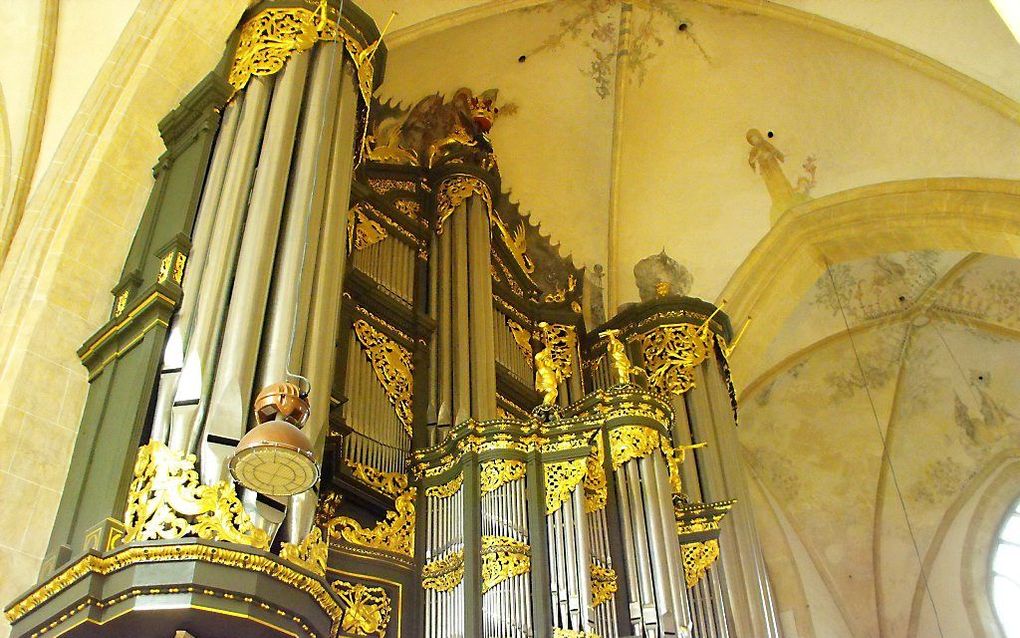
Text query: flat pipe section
202 53 310 485
168 76 271 457
259 44 340 387
150 101 241 446
466 196 497 419
436 227 453 431
450 204 471 423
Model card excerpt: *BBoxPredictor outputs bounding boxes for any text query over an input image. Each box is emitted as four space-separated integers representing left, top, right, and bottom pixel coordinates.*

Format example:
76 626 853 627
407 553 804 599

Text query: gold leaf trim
642 323 711 396
591 562 618 607
5 543 341 625
583 437 607 513
347 207 388 253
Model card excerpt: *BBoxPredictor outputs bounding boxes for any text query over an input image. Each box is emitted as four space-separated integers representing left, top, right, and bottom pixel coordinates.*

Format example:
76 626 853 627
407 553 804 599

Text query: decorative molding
421 549 465 592
544 458 587 514
424 473 463 498
349 461 408 499
608 425 660 470
280 527 329 576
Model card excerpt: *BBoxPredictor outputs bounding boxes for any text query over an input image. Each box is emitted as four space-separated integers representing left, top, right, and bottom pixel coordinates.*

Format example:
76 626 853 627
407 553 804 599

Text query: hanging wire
823 256 946 638
282 0 346 398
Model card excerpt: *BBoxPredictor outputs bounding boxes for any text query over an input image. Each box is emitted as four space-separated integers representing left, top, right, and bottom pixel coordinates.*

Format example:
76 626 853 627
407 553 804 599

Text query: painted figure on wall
746 128 813 224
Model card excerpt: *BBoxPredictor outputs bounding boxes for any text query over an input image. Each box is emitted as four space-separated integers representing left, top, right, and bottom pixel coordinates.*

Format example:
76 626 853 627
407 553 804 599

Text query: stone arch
720 178 1020 387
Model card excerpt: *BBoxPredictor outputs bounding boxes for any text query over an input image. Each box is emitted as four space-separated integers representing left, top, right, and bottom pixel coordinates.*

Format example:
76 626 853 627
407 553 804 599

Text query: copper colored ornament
254 381 309 426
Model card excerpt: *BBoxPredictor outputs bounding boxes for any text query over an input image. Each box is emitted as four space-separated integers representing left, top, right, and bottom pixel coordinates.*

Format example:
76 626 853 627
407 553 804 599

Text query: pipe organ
8 2 782 638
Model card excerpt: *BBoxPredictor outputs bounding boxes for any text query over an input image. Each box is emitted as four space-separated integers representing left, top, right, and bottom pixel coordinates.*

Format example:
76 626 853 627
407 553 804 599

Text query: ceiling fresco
740 251 1020 636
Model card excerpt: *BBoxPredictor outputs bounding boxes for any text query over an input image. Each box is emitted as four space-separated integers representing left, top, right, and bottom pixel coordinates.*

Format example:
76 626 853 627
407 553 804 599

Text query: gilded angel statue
534 345 560 406
601 329 640 385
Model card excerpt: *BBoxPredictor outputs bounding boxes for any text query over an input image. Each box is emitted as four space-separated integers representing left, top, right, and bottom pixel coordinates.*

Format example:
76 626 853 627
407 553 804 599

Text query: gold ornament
601 329 640 385
280 527 328 576
479 459 526 494
642 323 711 396
347 207 388 252
608 425 660 470
349 461 408 499
675 500 735 538
121 441 269 550
227 3 380 162
583 438 607 513
590 563 618 607
480 535 531 593
534 344 561 407
506 318 534 365
113 290 129 317
314 491 343 532
327 488 416 557
544 458 587 514
421 549 465 592
681 539 720 588
353 319 414 437
332 579 392 638
552 630 600 638
660 440 706 496
538 322 577 379
425 473 463 499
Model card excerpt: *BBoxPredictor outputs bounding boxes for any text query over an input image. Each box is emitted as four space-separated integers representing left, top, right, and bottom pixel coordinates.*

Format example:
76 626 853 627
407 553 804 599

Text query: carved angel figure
746 128 809 223
601 329 638 385
534 345 560 406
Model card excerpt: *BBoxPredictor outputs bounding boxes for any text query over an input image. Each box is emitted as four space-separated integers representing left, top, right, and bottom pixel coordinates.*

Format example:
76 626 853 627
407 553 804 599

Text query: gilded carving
327 488 416 557
353 319 414 437
535 343 561 407
479 459 526 494
642 323 711 396
173 252 187 284
435 175 492 234
480 535 531 593
583 437 607 513
552 630 600 638
608 425 660 470
681 539 720 588
601 328 641 385
422 549 465 592
660 440 706 496
590 562 617 607
349 461 408 499
347 207 388 252
113 290 129 317
425 473 463 499
280 527 328 576
121 441 269 550
314 491 343 531
367 178 417 195
538 322 577 379
227 2 381 161
332 579 392 638
506 318 534 365
545 458 587 514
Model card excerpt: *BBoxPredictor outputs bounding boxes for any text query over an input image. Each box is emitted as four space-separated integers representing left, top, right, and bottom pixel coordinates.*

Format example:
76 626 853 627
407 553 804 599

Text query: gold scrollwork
480 535 531 593
506 318 534 366
113 290 129 317
435 175 536 279
121 441 269 550
314 491 343 531
227 3 378 162
280 527 329 576
479 459 526 494
327 489 416 557
332 579 392 638
349 461 408 499
353 319 414 437
583 437 607 513
347 207 388 253
591 562 618 607
544 458 587 514
424 473 463 499
608 425 660 470
681 539 720 588
642 323 711 396
421 549 465 592
538 322 578 379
